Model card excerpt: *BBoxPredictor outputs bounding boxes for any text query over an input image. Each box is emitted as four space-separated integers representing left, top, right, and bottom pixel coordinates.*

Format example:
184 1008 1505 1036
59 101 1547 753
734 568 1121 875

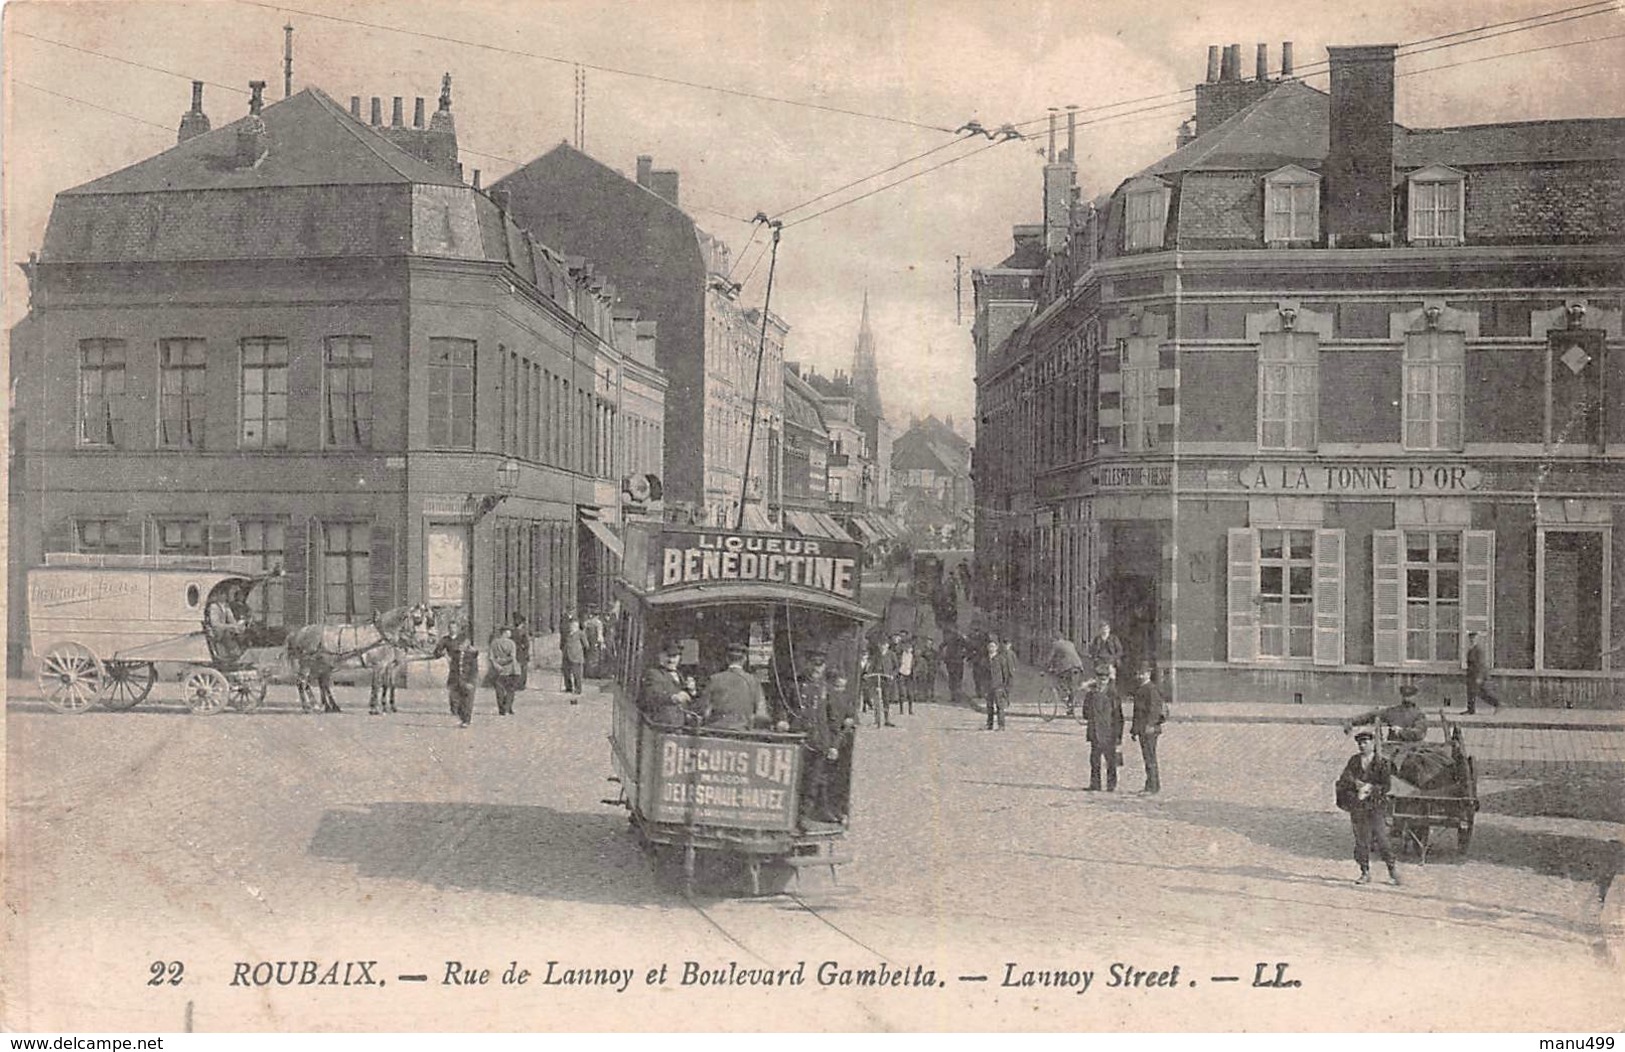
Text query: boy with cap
1336 729 1401 885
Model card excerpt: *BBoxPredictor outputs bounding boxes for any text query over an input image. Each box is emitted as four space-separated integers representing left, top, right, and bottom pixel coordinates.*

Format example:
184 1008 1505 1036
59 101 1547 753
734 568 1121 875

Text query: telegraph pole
283 24 293 98
737 217 783 531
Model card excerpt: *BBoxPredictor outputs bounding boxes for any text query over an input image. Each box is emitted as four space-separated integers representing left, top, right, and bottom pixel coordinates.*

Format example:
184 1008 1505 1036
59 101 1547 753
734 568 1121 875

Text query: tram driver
640 643 699 727
699 642 769 730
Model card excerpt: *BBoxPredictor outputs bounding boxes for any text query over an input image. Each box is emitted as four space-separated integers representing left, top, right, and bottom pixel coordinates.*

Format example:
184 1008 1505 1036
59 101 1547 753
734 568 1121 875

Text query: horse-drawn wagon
26 553 281 714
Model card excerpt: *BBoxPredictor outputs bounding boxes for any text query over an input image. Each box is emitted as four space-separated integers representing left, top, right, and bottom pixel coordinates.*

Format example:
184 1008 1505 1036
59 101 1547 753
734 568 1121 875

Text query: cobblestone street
7 674 1621 1031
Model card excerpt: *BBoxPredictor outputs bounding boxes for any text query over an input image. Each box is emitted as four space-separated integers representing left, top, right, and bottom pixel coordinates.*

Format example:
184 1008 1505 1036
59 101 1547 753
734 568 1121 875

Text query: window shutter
1313 529 1346 666
370 523 396 614
1461 530 1495 662
282 519 309 626
208 521 235 556
1373 530 1404 667
1227 528 1258 663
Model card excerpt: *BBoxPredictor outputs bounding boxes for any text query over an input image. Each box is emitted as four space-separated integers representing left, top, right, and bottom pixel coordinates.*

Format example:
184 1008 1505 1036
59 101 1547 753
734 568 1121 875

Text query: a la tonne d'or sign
658 532 860 598
1238 462 1484 495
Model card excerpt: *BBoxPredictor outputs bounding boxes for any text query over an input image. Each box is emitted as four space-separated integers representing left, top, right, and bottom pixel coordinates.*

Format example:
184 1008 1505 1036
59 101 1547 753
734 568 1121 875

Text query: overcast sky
6 0 1623 438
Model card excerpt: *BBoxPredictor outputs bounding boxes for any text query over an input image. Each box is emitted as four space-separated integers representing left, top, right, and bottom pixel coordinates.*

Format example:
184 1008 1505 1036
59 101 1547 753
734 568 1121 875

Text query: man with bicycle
1045 633 1087 717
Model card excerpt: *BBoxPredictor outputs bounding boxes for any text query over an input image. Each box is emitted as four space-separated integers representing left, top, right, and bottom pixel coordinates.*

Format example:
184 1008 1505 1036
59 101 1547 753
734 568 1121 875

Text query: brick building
974 43 1624 705
892 415 973 547
491 148 785 529
8 79 665 666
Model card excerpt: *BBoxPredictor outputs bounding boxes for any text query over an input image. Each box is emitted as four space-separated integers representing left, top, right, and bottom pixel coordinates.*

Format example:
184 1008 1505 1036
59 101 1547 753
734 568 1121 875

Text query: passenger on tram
699 642 769 730
794 647 855 824
640 643 699 727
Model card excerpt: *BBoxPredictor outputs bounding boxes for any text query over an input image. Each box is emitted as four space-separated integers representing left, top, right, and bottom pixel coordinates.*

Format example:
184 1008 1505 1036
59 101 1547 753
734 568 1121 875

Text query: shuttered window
1228 527 1345 664
1125 186 1169 252
1373 529 1493 667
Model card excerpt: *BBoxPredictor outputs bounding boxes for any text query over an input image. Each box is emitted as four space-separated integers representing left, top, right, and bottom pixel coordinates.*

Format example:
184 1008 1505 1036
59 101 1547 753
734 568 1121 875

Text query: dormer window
1407 165 1466 246
1264 165 1319 246
1124 178 1170 253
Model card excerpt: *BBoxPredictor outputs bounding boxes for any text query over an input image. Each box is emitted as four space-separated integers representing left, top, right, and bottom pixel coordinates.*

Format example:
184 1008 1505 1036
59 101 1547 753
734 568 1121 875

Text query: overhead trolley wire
231 0 957 133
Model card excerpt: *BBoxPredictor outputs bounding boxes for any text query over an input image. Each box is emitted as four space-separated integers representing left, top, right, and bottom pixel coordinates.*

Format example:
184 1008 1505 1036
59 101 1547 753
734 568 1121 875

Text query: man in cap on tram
700 642 769 730
794 647 855 824
640 642 698 727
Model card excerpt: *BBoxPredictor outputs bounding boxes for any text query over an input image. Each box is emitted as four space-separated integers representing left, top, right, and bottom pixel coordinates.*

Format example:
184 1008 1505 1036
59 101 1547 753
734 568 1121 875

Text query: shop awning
740 503 775 531
784 509 823 537
812 512 849 541
580 515 624 559
849 517 883 543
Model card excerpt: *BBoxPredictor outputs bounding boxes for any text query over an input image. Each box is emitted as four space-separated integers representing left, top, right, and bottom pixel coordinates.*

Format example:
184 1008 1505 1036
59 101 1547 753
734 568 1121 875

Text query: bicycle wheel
1036 682 1061 722
1070 688 1089 724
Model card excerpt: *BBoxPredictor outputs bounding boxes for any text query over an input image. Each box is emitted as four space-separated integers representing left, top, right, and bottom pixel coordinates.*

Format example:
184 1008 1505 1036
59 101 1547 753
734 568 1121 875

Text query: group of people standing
1047 623 1167 794
434 607 617 728
859 630 939 728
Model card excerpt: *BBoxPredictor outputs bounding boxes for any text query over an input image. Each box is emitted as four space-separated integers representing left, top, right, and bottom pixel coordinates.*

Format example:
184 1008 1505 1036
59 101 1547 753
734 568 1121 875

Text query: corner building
975 44 1623 706
8 81 665 664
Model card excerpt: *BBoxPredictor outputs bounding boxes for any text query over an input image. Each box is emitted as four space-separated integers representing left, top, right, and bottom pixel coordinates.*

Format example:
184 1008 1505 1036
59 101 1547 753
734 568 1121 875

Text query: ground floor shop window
1374 529 1492 668
425 523 470 627
322 523 370 623
1228 527 1343 665
239 520 286 627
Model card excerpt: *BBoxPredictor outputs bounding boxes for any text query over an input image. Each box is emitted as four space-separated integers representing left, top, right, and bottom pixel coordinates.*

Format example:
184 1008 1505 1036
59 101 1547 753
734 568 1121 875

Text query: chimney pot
392 96 403 126
350 95 361 117
248 80 266 116
1206 45 1220 83
178 81 211 143
1281 41 1295 77
1066 104 1077 162
1223 44 1241 81
472 169 481 190
370 97 381 125
191 80 205 112
1257 43 1269 81
1047 108 1058 163
636 154 653 186
413 97 425 128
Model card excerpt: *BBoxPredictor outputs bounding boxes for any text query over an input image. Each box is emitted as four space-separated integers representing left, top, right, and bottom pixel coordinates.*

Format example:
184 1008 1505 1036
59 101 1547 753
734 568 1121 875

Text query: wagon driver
206 585 249 663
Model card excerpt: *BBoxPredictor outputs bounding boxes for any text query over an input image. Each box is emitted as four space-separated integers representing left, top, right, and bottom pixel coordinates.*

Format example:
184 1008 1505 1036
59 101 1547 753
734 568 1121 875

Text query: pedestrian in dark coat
1463 631 1501 714
510 615 532 690
1336 730 1401 885
986 637 1013 730
968 626 993 707
1128 666 1167 794
794 650 855 824
941 630 967 704
560 616 586 699
1088 622 1125 684
433 625 479 728
700 643 767 730
1082 661 1123 791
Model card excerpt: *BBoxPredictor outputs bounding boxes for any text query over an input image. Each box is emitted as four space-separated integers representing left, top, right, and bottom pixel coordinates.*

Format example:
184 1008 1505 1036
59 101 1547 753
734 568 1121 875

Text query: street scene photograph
4 0 1623 1035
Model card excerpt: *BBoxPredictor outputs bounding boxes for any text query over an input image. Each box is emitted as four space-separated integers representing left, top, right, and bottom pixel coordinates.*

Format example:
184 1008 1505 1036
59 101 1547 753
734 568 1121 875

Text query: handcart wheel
37 642 104 714
183 668 232 715
100 661 156 711
1036 682 1061 722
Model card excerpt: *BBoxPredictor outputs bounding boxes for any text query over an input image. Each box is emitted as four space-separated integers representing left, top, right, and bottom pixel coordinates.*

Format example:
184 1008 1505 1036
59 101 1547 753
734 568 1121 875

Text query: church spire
852 289 882 423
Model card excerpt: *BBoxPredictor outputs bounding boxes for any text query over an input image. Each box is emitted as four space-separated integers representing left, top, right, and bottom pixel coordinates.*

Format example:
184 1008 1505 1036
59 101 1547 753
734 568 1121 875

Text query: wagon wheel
229 675 267 713
1035 681 1061 722
182 668 232 715
99 661 156 711
37 642 104 714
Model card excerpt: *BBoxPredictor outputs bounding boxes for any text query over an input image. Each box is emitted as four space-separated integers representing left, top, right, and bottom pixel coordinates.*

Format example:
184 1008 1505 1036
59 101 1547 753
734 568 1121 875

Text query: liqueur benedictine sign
1236 462 1484 495
652 530 862 600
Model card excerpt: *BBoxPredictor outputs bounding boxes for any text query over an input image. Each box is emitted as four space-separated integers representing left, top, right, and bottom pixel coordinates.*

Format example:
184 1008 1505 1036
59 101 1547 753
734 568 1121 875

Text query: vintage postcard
4 0 1623 1035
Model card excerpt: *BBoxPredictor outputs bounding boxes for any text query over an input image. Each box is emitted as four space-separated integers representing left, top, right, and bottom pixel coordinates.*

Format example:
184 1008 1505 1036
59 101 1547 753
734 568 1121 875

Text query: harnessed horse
285 604 439 714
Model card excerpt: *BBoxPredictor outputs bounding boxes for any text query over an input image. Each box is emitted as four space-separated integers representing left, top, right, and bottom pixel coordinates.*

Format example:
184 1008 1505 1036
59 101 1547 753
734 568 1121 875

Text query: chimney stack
370 97 382 125
1206 45 1220 83
1256 43 1269 81
1281 41 1295 77
1325 44 1398 247
350 95 361 117
236 82 269 167
1066 104 1077 162
283 23 293 98
1220 44 1239 81
413 97 425 128
472 169 481 190
636 154 653 187
1047 108 1058 163
177 80 211 143
391 97 403 127
649 169 680 206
